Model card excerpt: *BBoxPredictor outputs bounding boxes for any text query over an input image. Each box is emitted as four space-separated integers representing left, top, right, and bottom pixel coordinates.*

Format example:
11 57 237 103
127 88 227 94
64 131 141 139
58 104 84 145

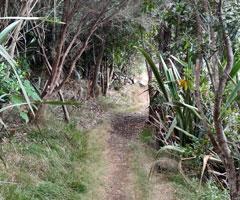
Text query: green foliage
170 175 229 200
0 20 21 44
0 20 41 121
0 63 20 97
230 56 240 78
0 122 91 200
138 48 201 144
224 81 240 112
141 0 156 13
137 47 169 101
105 21 144 78
0 29 34 116
0 63 40 122
222 53 240 114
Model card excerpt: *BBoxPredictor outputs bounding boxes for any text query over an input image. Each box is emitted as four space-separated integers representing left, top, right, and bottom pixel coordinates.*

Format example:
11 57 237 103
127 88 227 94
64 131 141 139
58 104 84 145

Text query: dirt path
105 113 147 200
100 84 176 200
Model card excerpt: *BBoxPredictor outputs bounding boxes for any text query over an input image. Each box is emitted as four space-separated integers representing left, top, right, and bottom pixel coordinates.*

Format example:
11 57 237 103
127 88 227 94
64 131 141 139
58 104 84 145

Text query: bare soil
103 84 176 200
105 113 147 200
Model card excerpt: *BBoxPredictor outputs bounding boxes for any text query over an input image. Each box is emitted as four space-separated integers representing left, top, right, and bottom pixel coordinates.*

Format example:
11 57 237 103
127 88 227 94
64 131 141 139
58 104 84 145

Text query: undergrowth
0 120 101 200
169 175 229 200
138 128 230 200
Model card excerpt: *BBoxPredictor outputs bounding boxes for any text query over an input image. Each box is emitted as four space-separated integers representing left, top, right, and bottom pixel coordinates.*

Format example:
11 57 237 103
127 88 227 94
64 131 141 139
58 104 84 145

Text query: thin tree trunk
90 43 104 98
146 61 154 122
103 64 110 96
0 103 3 119
4 0 8 17
100 64 105 94
213 1 239 198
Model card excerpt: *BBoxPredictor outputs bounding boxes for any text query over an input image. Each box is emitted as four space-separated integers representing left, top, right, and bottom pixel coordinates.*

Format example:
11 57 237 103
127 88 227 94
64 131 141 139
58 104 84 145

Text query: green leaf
159 54 169 79
23 80 41 101
166 117 177 140
230 58 240 78
20 112 29 123
176 101 202 120
170 55 188 67
0 94 8 102
11 95 25 104
167 68 178 99
0 103 29 113
175 126 197 140
136 47 169 101
0 20 21 44
224 81 240 111
169 58 181 80
0 44 35 116
38 100 82 106
0 100 81 116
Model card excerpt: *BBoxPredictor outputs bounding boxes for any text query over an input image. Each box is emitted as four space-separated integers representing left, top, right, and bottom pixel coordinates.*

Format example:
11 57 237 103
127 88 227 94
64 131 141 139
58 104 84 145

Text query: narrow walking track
105 113 147 200
100 84 176 200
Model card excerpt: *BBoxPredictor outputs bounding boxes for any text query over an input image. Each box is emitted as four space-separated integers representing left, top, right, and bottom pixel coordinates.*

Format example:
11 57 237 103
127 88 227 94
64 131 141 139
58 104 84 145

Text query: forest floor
103 112 177 200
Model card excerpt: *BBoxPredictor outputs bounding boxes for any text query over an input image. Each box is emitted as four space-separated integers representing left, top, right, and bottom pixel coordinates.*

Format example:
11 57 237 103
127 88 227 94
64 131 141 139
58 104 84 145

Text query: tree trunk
214 1 240 198
33 103 48 124
157 23 171 71
89 43 104 98
100 63 105 94
103 64 110 96
146 61 154 122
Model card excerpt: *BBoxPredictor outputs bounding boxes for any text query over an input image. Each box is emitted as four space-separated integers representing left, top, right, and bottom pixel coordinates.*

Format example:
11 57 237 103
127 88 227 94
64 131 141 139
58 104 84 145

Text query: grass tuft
169 175 229 200
0 120 100 200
